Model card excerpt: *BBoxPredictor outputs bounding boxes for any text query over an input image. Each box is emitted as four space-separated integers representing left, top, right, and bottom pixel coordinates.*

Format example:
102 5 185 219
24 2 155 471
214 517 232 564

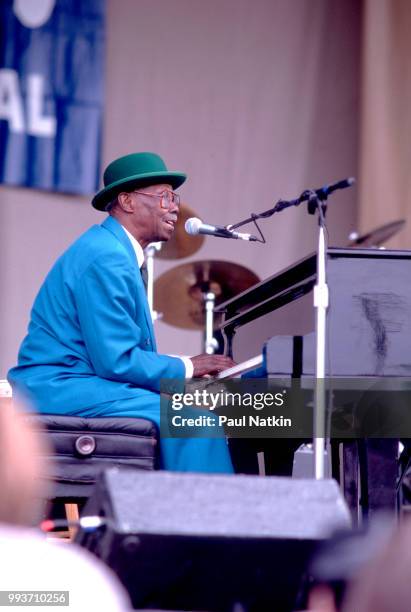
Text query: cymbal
154 260 260 330
156 203 205 260
348 219 406 247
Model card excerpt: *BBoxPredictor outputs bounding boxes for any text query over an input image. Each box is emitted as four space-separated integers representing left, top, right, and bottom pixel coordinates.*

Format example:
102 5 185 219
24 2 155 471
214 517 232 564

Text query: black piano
216 248 411 519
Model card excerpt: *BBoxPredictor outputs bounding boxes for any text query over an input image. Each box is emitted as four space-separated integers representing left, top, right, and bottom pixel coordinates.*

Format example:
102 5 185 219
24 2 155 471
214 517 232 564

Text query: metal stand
145 242 162 321
204 292 218 354
312 207 329 479
221 178 354 479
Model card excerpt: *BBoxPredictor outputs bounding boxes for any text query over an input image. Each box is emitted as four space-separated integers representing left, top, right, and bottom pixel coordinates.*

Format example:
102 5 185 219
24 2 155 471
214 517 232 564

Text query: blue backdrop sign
0 0 105 195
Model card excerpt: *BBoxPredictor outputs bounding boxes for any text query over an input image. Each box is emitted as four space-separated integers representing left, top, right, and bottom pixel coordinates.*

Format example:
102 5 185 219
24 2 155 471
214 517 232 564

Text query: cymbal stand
145 242 162 322
204 292 219 354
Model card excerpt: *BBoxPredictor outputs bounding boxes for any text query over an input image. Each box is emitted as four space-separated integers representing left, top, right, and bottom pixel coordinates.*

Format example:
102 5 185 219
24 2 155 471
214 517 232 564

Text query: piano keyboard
217 355 263 380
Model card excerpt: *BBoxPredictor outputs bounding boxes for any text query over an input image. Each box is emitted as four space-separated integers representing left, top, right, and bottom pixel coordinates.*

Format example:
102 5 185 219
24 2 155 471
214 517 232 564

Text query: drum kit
145 201 405 354
144 203 259 353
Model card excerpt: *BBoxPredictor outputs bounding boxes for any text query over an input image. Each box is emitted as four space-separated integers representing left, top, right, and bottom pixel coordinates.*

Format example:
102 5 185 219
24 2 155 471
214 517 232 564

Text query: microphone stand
225 179 354 480
309 193 328 479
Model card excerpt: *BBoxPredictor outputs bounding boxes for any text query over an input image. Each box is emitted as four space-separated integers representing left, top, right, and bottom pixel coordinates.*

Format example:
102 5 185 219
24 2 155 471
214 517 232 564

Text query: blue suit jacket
8 216 185 413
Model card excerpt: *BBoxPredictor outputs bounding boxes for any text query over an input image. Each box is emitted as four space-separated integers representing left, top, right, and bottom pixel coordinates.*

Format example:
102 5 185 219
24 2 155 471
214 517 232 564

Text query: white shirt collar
121 226 145 268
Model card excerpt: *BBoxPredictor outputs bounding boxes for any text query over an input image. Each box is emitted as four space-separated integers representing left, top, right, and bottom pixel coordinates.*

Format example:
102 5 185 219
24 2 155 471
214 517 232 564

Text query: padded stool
25 414 159 538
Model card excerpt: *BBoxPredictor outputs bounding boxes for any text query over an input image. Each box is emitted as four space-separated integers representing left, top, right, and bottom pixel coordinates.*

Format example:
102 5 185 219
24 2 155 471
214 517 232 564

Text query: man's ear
117 192 134 213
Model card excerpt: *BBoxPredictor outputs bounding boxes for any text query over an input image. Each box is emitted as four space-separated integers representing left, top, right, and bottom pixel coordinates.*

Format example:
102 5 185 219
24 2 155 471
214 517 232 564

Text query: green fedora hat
92 152 187 211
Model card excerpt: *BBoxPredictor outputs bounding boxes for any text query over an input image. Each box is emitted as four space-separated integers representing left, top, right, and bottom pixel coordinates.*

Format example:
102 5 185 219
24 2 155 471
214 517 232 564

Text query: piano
216 247 411 518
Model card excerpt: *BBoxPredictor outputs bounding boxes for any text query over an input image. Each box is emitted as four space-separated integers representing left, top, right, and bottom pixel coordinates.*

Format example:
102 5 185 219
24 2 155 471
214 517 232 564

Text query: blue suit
8 216 233 473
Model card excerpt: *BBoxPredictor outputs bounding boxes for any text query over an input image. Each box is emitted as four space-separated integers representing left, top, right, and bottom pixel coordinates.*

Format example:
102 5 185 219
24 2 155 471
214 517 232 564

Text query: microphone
315 177 355 200
185 217 258 241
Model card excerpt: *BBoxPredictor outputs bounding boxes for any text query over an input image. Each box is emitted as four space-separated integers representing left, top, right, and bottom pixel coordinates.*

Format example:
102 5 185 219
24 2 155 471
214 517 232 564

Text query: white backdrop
359 0 411 248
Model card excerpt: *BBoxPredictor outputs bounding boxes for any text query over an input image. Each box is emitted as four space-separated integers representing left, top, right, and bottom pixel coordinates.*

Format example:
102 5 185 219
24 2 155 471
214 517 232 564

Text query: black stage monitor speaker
76 469 350 611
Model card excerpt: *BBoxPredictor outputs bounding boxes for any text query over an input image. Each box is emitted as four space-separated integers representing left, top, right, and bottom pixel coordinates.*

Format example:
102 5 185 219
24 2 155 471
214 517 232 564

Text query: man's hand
190 354 236 378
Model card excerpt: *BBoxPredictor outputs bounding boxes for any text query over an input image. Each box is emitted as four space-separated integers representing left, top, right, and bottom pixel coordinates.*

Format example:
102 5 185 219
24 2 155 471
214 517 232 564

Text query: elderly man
8 152 235 472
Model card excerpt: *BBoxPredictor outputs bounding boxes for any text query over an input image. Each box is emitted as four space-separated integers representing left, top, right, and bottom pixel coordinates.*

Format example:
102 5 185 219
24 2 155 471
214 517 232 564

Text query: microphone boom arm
226 177 355 231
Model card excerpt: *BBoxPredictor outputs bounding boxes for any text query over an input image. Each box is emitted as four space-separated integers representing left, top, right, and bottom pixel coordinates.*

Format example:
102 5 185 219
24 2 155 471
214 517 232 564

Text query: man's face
129 183 179 247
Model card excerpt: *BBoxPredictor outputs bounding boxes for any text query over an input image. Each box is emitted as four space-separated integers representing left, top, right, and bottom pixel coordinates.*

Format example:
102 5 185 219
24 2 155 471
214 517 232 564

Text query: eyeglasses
133 189 180 210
